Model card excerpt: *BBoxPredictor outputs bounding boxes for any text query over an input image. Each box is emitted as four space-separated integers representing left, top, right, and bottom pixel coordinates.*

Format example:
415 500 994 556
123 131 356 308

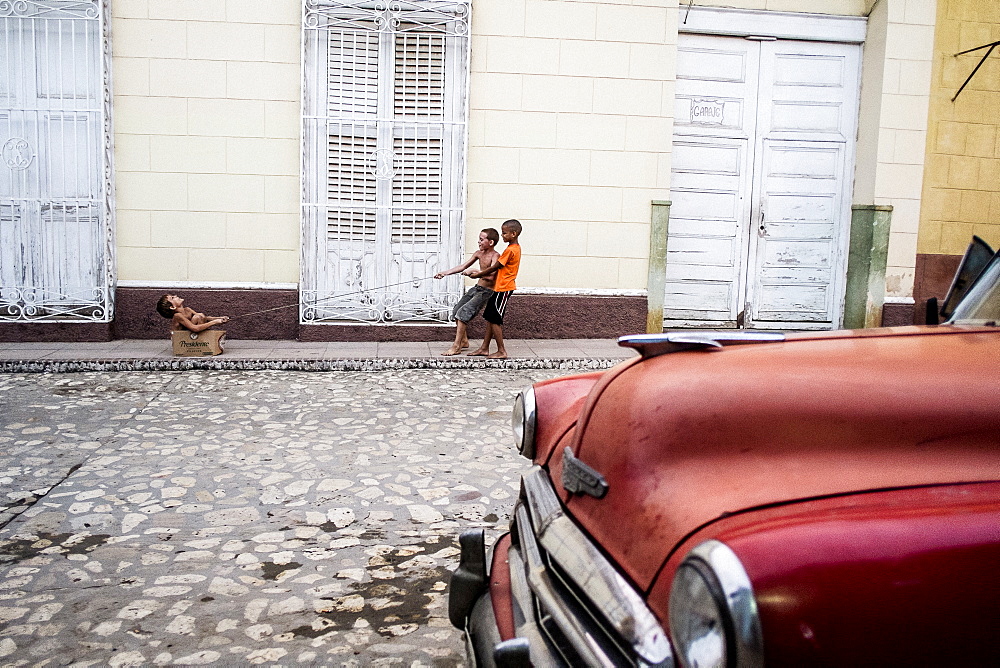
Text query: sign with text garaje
690 98 725 125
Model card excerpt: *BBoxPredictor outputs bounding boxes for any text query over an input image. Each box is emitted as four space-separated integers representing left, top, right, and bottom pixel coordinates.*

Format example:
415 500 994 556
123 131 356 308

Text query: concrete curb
0 357 626 374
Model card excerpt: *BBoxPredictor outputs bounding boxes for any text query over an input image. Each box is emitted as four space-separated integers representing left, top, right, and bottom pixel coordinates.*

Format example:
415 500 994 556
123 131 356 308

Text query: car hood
556 326 1000 590
646 482 1000 666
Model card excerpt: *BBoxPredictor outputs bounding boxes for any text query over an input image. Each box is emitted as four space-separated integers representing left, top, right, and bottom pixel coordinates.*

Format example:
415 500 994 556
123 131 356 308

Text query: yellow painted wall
466 0 679 292
854 0 937 299
109 0 931 298
919 0 1000 255
112 0 301 285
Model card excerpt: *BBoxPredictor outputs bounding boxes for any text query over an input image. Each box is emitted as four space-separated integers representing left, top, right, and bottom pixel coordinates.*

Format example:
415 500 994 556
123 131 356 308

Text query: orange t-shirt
494 243 520 293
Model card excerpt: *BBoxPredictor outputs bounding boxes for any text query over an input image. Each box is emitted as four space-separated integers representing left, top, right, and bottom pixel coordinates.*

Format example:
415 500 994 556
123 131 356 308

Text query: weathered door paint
667 35 860 330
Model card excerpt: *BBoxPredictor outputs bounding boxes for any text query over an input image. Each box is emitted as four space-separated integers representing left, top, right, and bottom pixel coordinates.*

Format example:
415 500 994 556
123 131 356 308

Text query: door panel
666 34 757 325
771 102 843 135
762 42 858 141
674 45 757 140
750 140 844 326
749 36 858 328
758 265 833 283
755 283 830 314
667 33 860 330
767 192 836 221
670 181 742 221
664 281 735 321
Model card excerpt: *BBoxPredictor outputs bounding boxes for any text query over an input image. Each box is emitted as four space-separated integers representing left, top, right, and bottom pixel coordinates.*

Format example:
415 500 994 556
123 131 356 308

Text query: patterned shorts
453 285 492 323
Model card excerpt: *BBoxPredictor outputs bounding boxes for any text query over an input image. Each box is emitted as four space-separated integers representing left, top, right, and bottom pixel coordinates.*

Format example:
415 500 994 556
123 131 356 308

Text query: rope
227 275 437 320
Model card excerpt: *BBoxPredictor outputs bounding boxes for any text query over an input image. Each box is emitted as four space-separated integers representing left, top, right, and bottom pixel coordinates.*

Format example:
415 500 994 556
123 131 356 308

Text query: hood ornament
562 447 608 499
618 331 786 359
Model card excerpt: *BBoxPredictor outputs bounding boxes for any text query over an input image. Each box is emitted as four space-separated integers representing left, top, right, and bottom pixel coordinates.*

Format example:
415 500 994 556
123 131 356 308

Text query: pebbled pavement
0 367 578 666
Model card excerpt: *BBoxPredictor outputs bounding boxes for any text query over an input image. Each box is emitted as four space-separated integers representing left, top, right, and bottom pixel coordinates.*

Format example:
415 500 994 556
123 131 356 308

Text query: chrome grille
507 466 672 667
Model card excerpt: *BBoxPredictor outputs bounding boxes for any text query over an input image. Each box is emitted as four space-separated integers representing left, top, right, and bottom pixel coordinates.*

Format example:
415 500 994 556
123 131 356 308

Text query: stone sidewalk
0 339 636 373
0 367 567 666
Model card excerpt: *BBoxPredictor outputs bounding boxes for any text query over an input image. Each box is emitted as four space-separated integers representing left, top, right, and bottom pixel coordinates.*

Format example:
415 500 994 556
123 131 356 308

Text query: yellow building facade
914 0 1000 319
2 0 987 340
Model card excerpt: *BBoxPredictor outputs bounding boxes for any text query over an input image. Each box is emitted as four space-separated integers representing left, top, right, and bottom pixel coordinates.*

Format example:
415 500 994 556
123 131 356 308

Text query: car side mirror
940 236 995 321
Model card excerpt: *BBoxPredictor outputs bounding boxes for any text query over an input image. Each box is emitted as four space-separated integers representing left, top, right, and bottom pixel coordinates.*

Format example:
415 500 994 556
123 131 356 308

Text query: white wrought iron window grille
301 0 470 324
0 0 115 322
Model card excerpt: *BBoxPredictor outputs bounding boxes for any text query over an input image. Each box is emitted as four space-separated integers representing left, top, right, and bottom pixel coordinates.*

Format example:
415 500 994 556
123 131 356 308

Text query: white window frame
679 6 866 43
301 0 471 325
666 6 867 331
0 0 116 323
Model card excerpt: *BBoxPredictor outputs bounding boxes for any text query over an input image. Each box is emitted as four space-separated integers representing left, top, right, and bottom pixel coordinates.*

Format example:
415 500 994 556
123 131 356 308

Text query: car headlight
511 386 536 458
669 540 762 668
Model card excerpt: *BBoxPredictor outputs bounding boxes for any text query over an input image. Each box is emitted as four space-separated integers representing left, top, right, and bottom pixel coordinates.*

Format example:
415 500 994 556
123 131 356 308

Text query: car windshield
947 251 1000 325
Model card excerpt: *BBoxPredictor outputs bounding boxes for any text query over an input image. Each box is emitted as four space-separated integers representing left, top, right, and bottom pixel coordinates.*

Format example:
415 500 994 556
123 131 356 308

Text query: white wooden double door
666 34 861 330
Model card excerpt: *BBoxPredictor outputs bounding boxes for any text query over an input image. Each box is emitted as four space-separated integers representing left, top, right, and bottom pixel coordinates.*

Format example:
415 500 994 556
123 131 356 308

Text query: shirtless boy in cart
434 228 500 356
156 294 229 333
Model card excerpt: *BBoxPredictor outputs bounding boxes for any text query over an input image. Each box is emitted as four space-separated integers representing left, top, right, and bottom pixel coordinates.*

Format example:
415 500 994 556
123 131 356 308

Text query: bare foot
441 347 462 356
460 341 470 349
466 349 489 356
487 352 508 359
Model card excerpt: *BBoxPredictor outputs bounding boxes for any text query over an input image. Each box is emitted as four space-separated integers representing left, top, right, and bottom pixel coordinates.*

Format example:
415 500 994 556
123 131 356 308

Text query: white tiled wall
466 0 890 294
854 0 937 299
112 0 301 284
467 0 678 292
111 0 937 304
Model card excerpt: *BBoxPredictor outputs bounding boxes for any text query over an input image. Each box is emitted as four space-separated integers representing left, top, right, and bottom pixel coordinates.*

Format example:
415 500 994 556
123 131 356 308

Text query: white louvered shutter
301 2 469 324
392 30 444 246
323 28 379 308
0 2 114 322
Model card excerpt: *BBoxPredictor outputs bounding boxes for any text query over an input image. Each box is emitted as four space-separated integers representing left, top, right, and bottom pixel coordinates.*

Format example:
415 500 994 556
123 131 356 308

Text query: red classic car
449 243 1000 667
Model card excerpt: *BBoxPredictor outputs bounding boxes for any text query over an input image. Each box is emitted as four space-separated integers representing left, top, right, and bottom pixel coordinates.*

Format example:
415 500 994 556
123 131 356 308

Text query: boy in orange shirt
463 219 521 359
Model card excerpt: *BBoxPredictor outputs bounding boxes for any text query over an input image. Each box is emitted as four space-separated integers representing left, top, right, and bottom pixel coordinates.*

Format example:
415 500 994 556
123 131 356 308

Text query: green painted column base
646 201 671 334
844 205 892 329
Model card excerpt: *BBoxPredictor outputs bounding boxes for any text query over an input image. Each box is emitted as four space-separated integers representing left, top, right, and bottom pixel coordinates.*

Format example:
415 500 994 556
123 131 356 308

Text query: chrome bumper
450 466 673 668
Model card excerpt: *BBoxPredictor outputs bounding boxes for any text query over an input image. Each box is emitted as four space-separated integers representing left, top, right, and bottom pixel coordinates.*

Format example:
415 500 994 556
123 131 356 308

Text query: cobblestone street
0 368 561 666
